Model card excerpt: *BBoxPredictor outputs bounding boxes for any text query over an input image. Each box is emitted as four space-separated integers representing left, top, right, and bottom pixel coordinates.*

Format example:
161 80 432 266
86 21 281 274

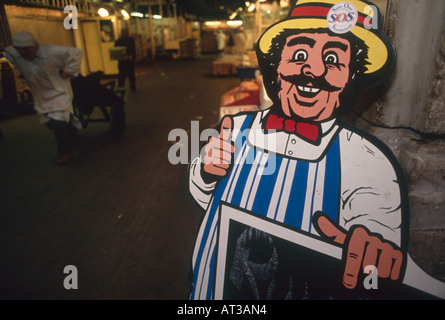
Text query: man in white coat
188 0 409 300
6 31 83 165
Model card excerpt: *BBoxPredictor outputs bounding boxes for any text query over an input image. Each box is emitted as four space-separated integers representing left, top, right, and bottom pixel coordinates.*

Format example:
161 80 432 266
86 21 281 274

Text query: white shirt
6 44 82 124
189 109 404 246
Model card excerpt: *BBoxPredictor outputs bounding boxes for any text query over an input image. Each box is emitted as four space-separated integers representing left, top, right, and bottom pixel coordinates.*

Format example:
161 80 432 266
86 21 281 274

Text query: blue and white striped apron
190 114 341 299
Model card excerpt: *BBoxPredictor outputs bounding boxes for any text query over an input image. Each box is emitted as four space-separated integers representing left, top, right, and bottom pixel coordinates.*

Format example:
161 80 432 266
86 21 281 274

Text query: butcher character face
277 33 351 121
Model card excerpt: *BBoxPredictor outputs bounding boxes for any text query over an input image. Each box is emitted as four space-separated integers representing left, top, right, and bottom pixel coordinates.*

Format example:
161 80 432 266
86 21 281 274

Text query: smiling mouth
297 85 321 98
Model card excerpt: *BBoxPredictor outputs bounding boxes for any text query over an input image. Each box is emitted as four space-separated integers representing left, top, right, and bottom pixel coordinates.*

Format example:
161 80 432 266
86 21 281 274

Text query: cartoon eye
324 52 338 65
293 49 308 62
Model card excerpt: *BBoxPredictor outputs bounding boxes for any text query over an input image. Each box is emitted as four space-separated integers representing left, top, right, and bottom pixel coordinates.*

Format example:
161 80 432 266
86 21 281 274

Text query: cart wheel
110 101 126 140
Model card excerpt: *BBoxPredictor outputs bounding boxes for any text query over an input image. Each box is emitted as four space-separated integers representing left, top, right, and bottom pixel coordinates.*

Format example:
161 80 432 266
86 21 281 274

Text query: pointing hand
313 211 404 289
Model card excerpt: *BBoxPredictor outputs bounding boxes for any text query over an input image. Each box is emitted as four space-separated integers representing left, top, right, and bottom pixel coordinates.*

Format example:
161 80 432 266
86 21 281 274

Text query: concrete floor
0 54 240 299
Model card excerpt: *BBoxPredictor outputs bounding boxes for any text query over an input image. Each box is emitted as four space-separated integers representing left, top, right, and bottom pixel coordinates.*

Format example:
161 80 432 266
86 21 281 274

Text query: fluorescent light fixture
205 21 222 26
229 12 237 20
153 14 162 19
121 9 130 20
130 12 144 18
97 8 109 17
227 20 243 26
248 3 256 12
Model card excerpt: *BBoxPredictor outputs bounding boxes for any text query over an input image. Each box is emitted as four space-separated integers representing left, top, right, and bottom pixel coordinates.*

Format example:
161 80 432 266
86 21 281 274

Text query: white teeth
298 86 320 93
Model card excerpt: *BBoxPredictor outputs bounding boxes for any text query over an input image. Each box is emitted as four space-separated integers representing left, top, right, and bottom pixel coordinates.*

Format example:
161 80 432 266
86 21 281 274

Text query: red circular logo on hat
327 2 358 34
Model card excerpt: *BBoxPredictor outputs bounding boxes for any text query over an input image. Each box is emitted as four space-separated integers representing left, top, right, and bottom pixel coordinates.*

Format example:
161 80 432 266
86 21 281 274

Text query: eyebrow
323 41 349 52
286 36 316 48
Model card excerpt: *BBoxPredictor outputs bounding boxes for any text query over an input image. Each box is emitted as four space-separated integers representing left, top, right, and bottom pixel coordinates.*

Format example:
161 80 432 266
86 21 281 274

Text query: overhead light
153 14 162 19
98 8 109 17
130 12 144 18
229 12 237 20
204 21 222 26
121 9 130 20
245 2 251 7
248 3 256 12
227 20 243 26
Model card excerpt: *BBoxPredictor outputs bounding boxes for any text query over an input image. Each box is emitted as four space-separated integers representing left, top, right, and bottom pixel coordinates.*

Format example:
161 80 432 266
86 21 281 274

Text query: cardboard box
109 46 127 61
212 61 238 76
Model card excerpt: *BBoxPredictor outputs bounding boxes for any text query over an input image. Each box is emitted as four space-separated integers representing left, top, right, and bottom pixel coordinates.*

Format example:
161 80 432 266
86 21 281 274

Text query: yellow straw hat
257 0 395 76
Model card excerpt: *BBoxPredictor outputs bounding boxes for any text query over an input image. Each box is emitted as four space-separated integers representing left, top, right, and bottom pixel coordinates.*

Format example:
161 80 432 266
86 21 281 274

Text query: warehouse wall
350 0 445 281
6 5 75 47
5 5 89 75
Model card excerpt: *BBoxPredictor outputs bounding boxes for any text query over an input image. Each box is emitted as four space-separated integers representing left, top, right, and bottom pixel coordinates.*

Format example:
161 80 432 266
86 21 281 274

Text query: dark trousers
45 119 78 157
118 60 136 90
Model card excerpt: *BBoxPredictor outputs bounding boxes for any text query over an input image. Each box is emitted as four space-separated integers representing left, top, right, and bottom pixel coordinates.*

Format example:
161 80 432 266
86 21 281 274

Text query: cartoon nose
301 57 325 78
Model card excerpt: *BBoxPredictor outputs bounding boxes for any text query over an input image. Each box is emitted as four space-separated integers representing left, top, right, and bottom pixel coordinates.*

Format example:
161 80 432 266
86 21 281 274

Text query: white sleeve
49 45 83 77
188 156 217 211
62 47 83 77
339 129 404 247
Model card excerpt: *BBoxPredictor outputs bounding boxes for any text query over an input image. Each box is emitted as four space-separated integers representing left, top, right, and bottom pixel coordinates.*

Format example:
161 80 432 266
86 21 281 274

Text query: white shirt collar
247 109 340 161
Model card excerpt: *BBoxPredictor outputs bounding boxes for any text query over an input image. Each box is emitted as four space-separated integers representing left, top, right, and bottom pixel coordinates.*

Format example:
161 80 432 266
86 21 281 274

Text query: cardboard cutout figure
188 0 445 300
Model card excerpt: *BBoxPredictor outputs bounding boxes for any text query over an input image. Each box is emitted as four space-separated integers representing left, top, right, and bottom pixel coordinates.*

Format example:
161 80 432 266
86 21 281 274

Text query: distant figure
215 30 227 52
225 30 235 54
101 24 114 42
232 28 247 54
6 31 82 166
115 29 136 92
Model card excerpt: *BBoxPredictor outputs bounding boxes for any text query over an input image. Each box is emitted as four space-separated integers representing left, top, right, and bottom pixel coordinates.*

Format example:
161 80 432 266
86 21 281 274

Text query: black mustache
280 73 342 92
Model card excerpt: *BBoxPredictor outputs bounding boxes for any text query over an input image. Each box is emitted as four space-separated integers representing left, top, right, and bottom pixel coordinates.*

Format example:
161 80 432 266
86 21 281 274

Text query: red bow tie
265 114 321 143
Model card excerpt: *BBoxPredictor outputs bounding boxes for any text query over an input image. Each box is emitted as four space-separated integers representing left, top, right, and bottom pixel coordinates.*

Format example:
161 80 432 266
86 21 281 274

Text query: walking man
115 28 136 92
6 31 83 165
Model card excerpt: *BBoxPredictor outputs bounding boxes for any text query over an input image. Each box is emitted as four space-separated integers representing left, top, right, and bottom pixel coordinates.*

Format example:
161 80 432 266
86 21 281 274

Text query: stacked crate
201 32 218 53
212 54 242 76
180 38 199 59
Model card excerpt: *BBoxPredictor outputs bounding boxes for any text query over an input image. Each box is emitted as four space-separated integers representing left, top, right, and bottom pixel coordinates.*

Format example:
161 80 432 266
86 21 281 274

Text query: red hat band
291 4 371 29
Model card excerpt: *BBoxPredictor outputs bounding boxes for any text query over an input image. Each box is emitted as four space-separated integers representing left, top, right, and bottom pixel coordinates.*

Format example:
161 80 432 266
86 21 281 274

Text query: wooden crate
212 61 238 76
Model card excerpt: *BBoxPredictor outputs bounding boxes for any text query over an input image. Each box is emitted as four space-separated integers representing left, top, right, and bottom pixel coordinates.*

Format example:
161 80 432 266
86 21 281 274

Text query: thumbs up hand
201 116 235 178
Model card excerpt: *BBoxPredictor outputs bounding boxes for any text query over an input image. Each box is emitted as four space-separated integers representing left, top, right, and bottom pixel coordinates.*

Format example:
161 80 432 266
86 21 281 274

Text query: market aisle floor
0 54 240 299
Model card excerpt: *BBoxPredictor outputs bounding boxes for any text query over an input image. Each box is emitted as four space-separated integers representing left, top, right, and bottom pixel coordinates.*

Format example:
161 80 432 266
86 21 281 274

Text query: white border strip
215 204 445 300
